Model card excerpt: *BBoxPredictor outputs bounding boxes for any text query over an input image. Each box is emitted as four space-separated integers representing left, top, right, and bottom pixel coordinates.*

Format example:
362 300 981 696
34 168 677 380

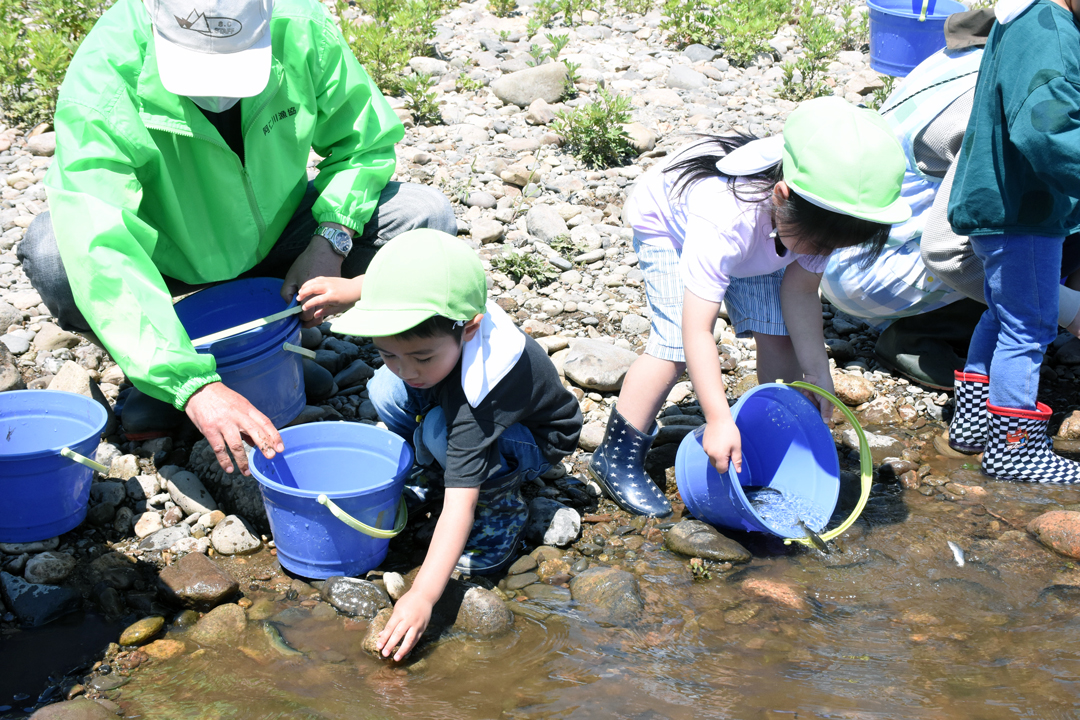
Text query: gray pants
18 181 457 334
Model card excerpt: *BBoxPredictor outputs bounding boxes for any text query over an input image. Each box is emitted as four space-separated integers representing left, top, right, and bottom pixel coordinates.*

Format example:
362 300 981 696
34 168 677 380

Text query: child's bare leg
614 354 685 433
753 333 803 384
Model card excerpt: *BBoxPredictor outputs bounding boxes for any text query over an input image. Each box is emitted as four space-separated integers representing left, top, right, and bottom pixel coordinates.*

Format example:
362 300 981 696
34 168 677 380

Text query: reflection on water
117 477 1080 720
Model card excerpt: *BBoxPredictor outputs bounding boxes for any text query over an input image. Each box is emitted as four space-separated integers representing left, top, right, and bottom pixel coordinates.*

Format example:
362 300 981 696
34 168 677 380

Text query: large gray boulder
491 62 568 107
563 339 639 392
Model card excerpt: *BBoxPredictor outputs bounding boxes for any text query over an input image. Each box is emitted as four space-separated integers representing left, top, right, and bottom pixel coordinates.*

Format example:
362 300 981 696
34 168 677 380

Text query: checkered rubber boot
948 370 990 454
982 402 1080 484
587 405 672 518
455 471 528 576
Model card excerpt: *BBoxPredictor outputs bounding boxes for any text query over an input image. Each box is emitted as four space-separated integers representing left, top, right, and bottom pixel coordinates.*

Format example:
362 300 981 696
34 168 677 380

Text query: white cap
144 0 273 98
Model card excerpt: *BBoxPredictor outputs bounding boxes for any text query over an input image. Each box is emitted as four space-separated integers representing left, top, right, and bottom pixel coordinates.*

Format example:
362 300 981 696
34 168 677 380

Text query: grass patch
491 251 560 286
551 87 634 169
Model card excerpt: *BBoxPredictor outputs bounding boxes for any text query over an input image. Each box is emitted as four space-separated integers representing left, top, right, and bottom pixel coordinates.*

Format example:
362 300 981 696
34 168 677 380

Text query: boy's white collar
460 299 526 407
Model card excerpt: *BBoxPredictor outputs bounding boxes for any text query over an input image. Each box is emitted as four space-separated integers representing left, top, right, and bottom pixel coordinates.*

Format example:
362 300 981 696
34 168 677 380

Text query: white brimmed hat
144 0 273 98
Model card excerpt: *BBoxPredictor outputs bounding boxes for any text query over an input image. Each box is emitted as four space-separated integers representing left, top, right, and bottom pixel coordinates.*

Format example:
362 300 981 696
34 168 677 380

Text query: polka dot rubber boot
587 406 672 518
948 370 990 454
982 402 1080 484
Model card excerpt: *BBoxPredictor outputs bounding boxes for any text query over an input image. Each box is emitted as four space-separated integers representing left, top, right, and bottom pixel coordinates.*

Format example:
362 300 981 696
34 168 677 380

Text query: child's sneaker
455 472 528 576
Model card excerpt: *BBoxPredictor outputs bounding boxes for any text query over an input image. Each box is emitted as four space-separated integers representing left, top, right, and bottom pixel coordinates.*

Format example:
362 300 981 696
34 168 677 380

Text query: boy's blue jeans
367 366 550 484
964 233 1064 410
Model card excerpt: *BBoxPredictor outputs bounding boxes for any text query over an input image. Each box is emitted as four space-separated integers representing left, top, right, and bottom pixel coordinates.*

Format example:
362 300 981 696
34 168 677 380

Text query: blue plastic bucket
0 390 108 542
674 383 840 540
249 422 412 579
174 277 305 428
867 0 968 77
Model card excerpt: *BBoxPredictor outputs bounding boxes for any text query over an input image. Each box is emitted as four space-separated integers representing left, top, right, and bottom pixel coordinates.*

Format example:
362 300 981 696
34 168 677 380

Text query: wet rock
1059 410 1080 440
741 578 808 611
563 339 639 392
188 603 248 648
167 471 218 516
143 638 186 660
490 62 568 107
158 551 239 610
362 607 393 656
504 572 539 591
508 555 539 574
525 497 581 546
139 524 190 551
455 586 514 637
665 520 752 563
119 616 164 646
0 571 81 626
523 584 572 602
24 551 77 585
321 576 391 619
568 566 644 625
840 428 905 464
858 396 901 425
333 358 375 389
28 698 116 720
831 371 874 405
209 515 261 555
1028 511 1080 559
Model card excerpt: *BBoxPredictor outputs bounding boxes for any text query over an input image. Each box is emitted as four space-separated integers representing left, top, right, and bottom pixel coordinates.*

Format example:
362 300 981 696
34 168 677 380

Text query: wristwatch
315 224 353 257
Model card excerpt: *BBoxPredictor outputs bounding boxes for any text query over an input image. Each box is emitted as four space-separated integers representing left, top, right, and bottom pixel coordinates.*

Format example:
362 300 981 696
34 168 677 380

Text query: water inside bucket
744 486 829 536
3 415 95 456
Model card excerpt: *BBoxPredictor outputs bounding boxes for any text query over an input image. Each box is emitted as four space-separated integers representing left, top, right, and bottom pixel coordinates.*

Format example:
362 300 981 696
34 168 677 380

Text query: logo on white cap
174 9 242 38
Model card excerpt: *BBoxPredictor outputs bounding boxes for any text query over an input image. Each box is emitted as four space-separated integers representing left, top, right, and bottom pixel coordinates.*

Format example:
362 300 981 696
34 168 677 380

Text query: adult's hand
184 382 284 476
281 237 345 327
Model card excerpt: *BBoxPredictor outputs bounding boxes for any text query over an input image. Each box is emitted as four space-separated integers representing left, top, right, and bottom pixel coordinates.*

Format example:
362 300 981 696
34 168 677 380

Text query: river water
101 453 1080 720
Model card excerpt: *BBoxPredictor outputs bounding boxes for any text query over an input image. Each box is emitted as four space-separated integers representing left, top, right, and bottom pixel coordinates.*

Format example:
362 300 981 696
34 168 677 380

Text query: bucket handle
317 493 408 539
283 342 317 359
783 381 872 549
60 446 110 474
918 0 930 21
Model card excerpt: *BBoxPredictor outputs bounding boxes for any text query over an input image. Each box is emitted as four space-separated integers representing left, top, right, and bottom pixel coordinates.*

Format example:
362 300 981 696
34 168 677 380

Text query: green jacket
44 0 403 409
949 0 1080 238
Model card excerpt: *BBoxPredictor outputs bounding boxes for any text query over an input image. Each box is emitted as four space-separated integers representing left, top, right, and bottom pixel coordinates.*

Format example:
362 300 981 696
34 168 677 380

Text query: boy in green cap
298 228 582 660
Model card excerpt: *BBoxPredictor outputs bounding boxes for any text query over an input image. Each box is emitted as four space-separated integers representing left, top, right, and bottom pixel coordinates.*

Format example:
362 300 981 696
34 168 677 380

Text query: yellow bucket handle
317 493 408 539
783 381 873 549
919 0 930 21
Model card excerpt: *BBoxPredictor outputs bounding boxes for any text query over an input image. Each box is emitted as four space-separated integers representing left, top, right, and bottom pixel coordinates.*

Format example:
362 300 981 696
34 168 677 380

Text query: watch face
320 227 352 256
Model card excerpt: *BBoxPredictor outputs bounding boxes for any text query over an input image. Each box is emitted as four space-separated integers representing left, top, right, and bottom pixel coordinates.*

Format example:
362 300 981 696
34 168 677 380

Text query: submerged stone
321 576 391 619
568 566 643 626
119 616 164 646
158 551 239 610
664 520 752 563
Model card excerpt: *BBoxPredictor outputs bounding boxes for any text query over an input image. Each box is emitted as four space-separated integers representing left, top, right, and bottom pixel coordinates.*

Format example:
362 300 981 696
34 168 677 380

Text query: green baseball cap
782 96 911 225
330 229 487 338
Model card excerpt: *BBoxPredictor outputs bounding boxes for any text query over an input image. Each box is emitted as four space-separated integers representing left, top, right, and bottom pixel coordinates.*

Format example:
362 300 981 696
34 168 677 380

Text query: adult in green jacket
19 0 456 475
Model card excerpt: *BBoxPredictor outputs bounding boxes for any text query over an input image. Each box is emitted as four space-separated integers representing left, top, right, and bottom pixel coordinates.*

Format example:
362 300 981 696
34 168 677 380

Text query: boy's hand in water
376 590 432 661
800 371 835 423
703 418 742 474
296 275 363 327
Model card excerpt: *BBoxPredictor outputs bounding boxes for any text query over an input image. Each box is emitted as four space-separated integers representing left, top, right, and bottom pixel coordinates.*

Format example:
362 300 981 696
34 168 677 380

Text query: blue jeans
964 234 1064 410
367 366 550 485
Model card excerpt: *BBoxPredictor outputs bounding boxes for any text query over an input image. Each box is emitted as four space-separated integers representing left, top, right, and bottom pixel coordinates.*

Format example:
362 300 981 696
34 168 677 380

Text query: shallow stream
94 455 1080 720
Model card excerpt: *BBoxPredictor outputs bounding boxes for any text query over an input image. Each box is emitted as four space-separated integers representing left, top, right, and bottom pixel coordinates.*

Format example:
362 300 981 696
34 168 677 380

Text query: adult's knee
16 213 88 332
410 185 457 236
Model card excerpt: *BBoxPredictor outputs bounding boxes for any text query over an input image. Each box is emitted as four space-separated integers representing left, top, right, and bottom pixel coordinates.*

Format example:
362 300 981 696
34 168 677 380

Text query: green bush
488 0 516 17
612 0 652 15
658 0 720 48
335 0 455 97
778 0 843 102
0 0 113 127
491 251 559 286
660 0 788 66
551 87 633 169
401 71 441 124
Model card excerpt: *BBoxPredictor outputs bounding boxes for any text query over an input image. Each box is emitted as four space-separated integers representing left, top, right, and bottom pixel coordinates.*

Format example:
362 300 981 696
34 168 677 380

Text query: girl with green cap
588 96 911 517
